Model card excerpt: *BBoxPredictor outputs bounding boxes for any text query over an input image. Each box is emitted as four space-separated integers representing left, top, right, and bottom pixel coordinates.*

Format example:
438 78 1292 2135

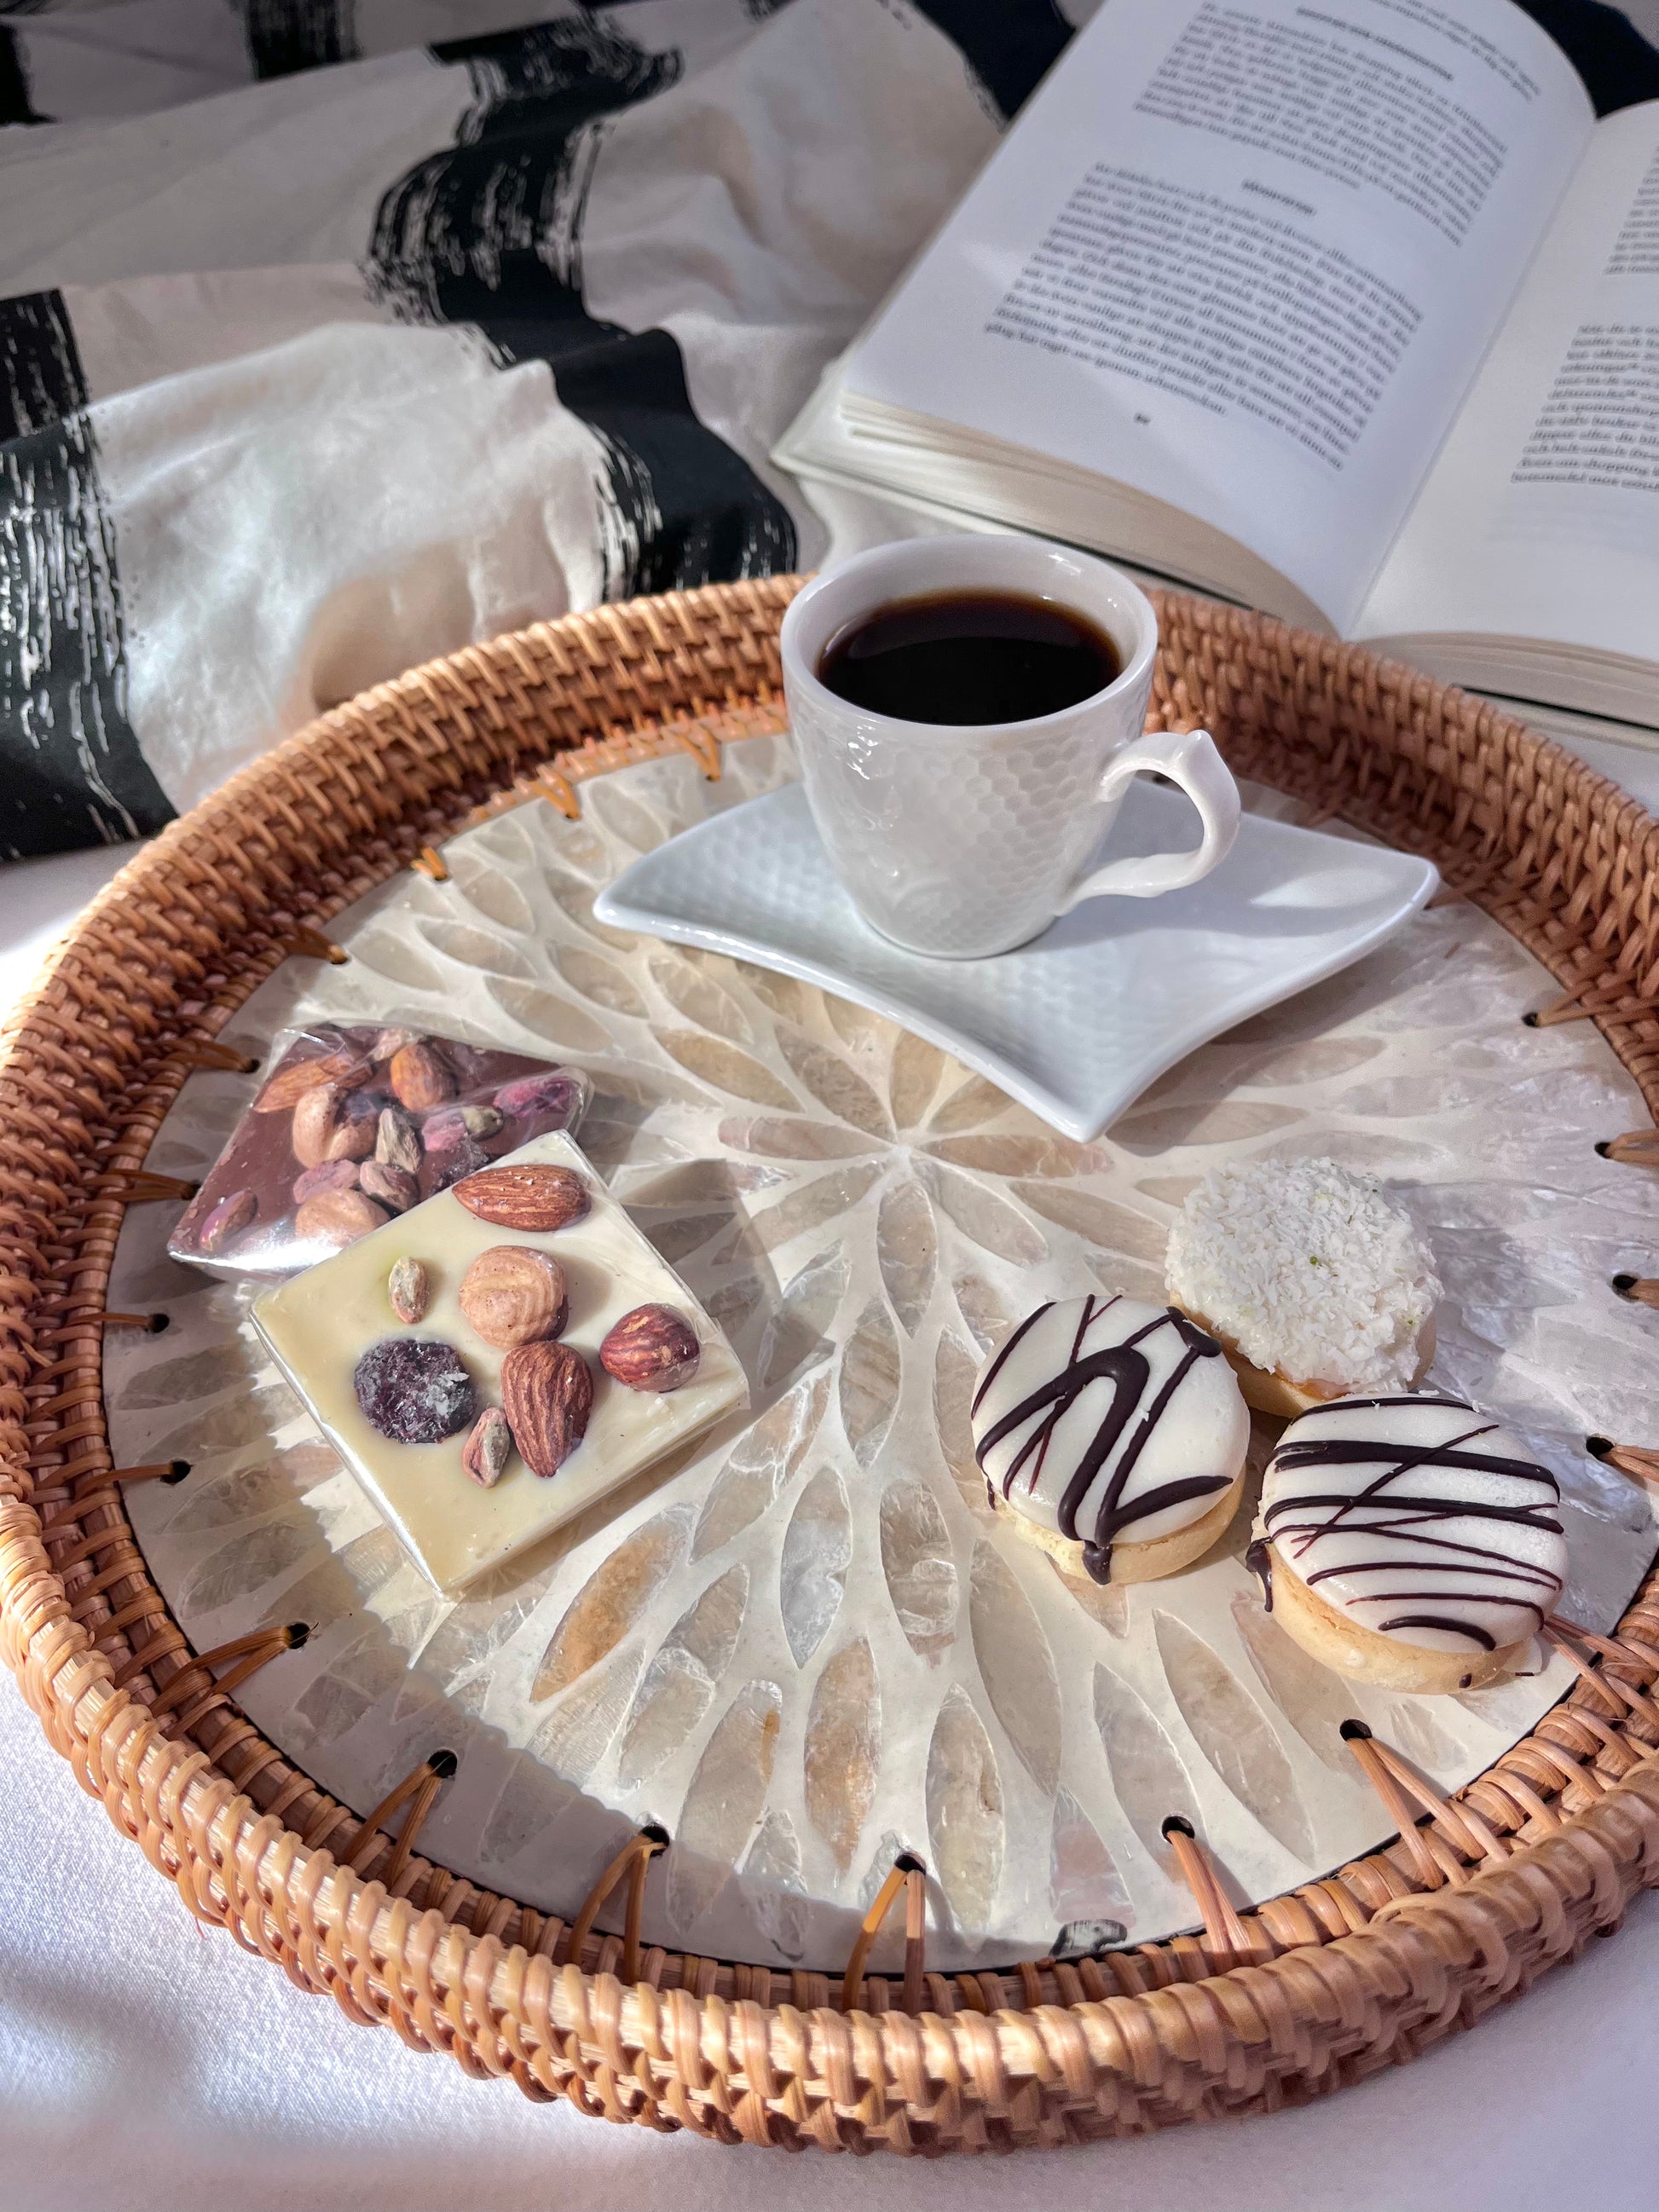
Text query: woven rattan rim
4 578 1659 2151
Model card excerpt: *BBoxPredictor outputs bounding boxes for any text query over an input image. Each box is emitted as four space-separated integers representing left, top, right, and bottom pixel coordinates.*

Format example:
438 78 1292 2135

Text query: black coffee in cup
817 588 1121 726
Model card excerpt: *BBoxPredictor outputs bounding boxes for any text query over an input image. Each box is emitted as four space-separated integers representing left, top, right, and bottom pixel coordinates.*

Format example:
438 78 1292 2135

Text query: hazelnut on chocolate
390 1041 456 1112
459 1245 568 1351
600 1304 701 1393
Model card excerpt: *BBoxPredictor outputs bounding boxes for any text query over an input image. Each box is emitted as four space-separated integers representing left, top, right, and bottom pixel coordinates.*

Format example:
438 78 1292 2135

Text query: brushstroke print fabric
0 0 1084 856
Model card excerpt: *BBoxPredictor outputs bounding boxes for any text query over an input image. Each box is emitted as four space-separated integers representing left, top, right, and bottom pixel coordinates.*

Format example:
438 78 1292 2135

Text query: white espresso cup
779 535 1240 959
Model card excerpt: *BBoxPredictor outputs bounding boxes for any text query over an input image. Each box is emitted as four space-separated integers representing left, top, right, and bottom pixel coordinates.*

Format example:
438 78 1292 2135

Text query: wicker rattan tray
4 578 1659 2151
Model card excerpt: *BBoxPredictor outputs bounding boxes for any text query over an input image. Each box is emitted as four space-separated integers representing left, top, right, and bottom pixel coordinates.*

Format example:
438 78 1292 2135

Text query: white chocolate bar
252 1131 748 1592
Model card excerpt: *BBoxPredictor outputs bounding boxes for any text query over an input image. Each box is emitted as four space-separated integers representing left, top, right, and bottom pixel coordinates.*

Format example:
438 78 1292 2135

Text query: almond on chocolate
500 1339 592 1476
251 1047 369 1114
454 1162 589 1232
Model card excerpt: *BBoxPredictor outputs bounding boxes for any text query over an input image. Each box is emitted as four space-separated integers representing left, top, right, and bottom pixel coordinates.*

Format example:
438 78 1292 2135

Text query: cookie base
1174 1306 1437 1420
1264 1539 1525 1694
990 1470 1245 1585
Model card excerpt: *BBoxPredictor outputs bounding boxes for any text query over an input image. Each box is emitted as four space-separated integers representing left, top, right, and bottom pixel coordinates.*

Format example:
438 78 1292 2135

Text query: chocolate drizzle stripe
1379 1613 1498 1650
1265 1516 1564 1562
970 1301 1051 1420
1264 1494 1564 1538
1030 1295 1109 1495
1339 1587 1546 1615
1093 1473 1231 1546
1269 1438 1558 1486
1245 1536 1274 1609
1301 1556 1562 1591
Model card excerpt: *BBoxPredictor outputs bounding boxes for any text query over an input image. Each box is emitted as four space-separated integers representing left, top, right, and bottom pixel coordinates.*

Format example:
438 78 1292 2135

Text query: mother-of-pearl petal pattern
107 740 1659 1970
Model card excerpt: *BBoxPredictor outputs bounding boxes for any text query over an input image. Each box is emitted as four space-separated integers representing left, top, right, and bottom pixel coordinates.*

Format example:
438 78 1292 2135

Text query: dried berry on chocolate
419 1128 489 1198
354 1338 478 1444
494 1072 582 1123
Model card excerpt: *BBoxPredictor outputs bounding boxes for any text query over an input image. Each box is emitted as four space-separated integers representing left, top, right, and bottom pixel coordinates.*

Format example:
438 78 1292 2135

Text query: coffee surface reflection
817 588 1121 726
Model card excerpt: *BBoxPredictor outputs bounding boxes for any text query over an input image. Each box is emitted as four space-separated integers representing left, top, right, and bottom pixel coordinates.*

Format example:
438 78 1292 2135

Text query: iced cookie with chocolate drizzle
1255 1392 1567 1694
970 1294 1249 1585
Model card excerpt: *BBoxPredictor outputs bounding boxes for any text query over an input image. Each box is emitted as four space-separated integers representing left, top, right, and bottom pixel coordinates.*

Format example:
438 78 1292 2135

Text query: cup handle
1058 727 1241 908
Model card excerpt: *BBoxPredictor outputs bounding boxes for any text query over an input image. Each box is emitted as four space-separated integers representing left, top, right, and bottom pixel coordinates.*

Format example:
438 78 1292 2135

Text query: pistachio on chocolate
425 1103 504 1143
360 1160 419 1214
199 1187 257 1255
388 1255 430 1325
321 1108 377 1164
419 1128 489 1198
461 1406 513 1488
376 1105 421 1176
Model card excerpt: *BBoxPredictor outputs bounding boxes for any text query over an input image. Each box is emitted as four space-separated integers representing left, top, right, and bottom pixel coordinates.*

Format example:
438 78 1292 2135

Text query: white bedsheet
4 6 1659 2201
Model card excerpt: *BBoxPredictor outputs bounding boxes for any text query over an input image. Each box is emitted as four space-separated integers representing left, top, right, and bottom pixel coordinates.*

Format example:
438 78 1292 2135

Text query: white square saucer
595 781 1438 1141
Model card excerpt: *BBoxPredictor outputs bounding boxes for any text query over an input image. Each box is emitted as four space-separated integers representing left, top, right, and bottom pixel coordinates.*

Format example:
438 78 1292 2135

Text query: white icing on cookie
1259 1393 1566 1655
970 1295 1248 1583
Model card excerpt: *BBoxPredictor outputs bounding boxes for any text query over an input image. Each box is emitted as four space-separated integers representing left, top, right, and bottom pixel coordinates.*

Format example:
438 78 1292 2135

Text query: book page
1356 99 1659 692
846 0 1593 632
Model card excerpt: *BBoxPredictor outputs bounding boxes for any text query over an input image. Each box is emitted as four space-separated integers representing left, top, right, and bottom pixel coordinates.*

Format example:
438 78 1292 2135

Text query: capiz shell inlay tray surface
106 737 1659 1976
594 779 1439 1140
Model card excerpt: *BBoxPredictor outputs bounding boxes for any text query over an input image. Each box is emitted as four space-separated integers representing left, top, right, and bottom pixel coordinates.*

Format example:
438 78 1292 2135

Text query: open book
777 0 1659 731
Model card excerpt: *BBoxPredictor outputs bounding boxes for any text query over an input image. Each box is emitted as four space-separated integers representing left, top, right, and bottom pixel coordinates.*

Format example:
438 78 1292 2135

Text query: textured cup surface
782 538 1191 957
